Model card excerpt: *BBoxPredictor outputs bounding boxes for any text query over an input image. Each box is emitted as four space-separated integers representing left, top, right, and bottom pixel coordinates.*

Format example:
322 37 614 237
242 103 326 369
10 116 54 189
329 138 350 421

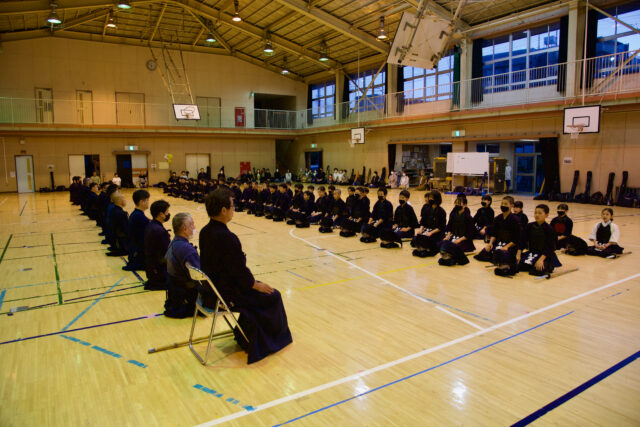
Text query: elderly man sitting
164 212 202 318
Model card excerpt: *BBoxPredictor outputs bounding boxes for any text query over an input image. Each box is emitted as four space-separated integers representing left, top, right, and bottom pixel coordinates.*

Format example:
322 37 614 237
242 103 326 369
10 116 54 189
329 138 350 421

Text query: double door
515 154 543 194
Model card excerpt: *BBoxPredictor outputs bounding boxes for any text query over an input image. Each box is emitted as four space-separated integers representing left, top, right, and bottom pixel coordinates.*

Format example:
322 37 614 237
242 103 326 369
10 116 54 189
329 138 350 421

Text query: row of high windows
310 1 640 118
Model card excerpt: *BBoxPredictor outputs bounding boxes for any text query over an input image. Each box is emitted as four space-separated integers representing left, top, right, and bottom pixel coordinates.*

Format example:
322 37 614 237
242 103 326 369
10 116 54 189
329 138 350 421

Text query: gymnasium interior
0 0 639 425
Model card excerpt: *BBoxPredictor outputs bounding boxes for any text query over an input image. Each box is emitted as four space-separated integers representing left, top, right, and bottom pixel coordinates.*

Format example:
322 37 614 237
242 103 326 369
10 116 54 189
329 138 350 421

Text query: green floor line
51 233 62 304
0 234 13 265
19 201 27 216
3 281 143 303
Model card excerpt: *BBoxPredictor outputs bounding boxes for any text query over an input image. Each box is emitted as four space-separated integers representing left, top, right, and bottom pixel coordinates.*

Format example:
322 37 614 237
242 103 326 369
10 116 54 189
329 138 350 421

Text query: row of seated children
232 182 625 278
72 180 173 291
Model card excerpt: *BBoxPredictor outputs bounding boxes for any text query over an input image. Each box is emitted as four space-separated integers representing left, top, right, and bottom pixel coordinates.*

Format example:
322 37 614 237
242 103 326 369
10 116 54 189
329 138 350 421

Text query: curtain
471 39 484 104
584 8 601 90
452 46 461 109
396 65 405 114
383 64 388 114
388 144 396 174
306 84 313 126
341 75 350 119
557 15 569 94
539 137 560 197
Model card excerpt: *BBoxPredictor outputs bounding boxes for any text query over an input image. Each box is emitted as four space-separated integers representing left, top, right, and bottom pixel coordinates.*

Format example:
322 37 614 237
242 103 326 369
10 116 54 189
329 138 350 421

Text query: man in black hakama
200 188 292 364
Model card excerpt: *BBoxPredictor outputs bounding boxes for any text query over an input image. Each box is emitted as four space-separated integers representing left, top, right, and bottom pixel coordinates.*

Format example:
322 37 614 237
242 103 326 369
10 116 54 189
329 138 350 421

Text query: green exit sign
451 130 465 137
311 143 317 148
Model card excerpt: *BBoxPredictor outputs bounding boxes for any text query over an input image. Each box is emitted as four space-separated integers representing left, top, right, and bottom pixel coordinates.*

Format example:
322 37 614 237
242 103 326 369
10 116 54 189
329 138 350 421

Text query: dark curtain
539 137 560 197
471 39 484 104
396 65 405 114
306 84 313 125
452 46 461 109
341 75 350 119
557 15 569 94
388 144 396 174
584 8 601 90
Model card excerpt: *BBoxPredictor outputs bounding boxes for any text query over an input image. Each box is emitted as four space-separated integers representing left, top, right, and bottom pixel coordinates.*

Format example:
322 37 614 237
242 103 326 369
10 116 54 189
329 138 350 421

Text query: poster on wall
235 107 245 127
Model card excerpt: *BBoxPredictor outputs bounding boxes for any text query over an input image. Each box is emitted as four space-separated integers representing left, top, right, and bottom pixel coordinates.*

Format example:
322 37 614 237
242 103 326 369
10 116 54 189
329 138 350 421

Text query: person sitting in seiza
229 180 243 212
550 203 573 250
473 194 494 241
246 181 259 214
380 190 418 248
344 186 358 218
86 182 101 222
255 183 271 217
106 192 129 257
164 212 202 319
438 194 476 266
144 200 171 291
123 189 150 271
199 188 293 364
306 185 316 203
517 204 562 276
412 190 446 258
474 195 521 277
239 181 253 213
286 183 305 225
360 187 393 243
272 183 291 222
586 207 625 258
319 188 347 233
308 186 330 225
292 190 315 228
264 184 279 219
513 200 529 232
340 187 370 238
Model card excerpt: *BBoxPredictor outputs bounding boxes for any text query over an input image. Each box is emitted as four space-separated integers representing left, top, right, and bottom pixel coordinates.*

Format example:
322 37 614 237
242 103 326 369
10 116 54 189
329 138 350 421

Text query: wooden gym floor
0 188 639 426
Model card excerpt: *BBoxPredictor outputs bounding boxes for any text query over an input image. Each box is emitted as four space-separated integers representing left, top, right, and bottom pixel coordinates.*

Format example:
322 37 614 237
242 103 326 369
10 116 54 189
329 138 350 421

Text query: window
515 142 540 153
348 68 386 112
311 80 335 119
476 143 500 153
482 23 560 92
596 2 640 75
439 144 452 156
403 53 454 104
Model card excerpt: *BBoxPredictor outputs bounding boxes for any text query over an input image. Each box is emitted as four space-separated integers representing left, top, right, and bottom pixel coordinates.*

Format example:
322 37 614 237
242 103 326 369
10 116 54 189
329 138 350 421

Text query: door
68 155 86 183
304 151 323 170
15 155 35 193
116 154 133 188
35 88 53 123
185 153 210 178
514 154 544 194
76 90 94 124
196 96 221 127
131 154 148 187
115 92 145 125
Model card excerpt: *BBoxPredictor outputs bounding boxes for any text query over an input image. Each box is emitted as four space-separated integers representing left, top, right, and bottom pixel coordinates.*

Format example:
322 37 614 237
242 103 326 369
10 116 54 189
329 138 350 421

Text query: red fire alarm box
235 107 245 127
240 162 251 174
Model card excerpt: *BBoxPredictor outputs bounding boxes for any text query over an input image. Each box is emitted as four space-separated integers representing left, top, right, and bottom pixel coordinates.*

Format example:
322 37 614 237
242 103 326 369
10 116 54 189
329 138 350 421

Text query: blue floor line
273 311 574 426
60 277 125 332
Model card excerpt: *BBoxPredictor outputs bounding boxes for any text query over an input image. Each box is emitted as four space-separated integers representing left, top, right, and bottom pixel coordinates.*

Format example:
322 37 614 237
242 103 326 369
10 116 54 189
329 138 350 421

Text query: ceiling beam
404 0 470 30
271 0 388 54
304 52 386 83
150 3 167 42
56 8 110 31
192 26 204 45
172 0 337 69
184 8 231 51
0 0 159 17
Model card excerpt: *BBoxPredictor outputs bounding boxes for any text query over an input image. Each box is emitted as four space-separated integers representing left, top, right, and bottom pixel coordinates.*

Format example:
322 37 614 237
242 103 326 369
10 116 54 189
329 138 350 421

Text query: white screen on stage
446 152 489 175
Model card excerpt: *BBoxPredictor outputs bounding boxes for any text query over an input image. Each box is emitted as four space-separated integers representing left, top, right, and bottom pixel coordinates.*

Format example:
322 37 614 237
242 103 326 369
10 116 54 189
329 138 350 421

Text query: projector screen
173 104 201 120
446 152 489 176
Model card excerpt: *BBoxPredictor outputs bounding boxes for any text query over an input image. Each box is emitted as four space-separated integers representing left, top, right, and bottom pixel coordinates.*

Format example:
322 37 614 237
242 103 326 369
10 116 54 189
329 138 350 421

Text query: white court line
197 271 640 426
0 198 7 208
435 306 484 331
288 229 484 329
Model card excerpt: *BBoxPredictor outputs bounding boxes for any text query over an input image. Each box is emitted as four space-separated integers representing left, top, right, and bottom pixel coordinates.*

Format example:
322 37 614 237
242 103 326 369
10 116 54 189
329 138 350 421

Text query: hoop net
348 134 362 147
567 124 584 140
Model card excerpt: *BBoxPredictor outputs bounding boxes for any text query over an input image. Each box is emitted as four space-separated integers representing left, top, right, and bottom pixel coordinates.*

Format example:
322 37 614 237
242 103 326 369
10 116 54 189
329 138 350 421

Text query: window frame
402 53 455 104
348 68 386 113
310 80 336 119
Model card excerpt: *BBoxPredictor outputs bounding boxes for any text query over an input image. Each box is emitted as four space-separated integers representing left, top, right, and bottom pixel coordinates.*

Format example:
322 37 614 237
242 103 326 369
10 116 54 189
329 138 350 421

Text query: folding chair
186 263 249 365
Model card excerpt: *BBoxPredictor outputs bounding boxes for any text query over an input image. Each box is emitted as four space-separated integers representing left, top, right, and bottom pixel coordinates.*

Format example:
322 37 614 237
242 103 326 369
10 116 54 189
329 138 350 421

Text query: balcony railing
1 50 638 131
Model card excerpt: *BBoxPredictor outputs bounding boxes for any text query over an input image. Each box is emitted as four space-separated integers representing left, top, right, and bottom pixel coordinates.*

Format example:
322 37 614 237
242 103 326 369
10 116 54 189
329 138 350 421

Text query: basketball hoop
567 124 584 140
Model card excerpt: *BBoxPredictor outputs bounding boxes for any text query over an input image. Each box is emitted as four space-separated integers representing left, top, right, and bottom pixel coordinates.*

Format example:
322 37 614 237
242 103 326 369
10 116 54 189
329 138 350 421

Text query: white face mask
189 228 198 240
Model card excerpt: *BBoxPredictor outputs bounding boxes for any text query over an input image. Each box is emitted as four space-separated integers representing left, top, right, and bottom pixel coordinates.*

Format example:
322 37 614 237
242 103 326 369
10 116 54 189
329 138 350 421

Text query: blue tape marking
0 289 6 312
193 384 255 409
273 311 574 426
60 277 125 331
286 270 314 282
511 349 640 426
2 273 120 291
91 345 122 358
128 360 148 368
0 313 163 346
60 335 91 346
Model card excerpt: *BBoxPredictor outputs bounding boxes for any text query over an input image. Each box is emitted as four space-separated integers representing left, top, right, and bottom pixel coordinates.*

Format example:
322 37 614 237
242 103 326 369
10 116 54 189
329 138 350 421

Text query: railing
1 50 638 131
